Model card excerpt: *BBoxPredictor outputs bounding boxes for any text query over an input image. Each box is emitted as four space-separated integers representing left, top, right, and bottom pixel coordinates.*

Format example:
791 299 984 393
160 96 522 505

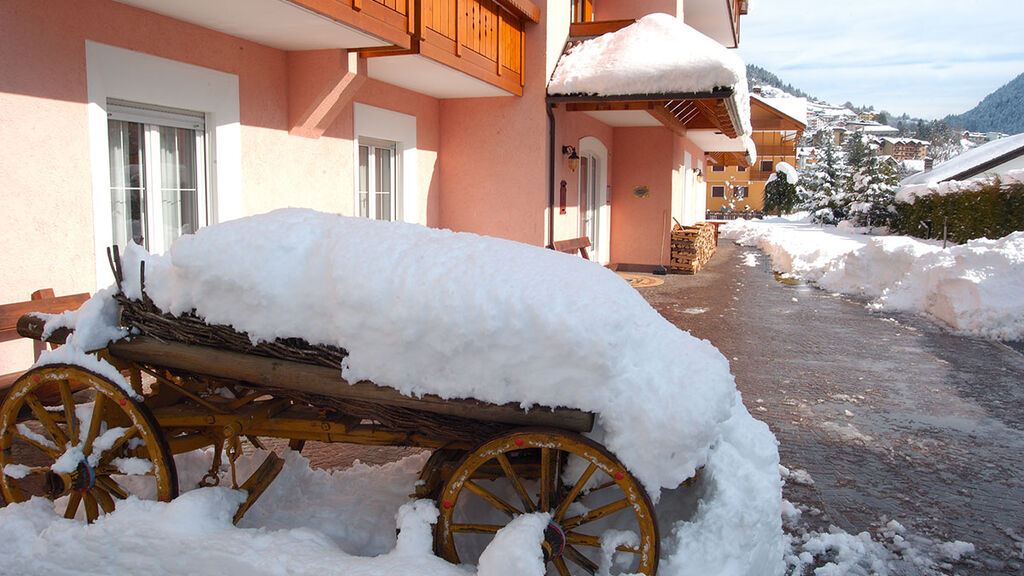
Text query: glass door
579 154 599 260
108 101 207 254
358 140 398 221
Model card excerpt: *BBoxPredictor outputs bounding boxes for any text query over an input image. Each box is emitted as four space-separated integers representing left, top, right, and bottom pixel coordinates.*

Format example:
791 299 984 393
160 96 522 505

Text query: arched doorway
577 136 609 264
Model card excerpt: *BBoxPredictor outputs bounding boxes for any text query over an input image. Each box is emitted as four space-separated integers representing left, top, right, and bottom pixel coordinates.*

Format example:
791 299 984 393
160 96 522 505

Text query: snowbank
37 209 784 574
721 218 1024 340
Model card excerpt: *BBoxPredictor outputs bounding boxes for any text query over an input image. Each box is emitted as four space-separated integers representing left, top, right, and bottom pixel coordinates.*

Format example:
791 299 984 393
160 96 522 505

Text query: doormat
616 273 665 288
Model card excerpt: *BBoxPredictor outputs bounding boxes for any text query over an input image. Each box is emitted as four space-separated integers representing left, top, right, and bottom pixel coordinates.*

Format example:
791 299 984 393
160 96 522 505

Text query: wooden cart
0 266 661 575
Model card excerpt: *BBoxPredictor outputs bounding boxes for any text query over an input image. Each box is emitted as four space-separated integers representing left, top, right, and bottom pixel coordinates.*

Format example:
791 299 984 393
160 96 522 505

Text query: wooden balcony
342 0 536 96
415 0 533 94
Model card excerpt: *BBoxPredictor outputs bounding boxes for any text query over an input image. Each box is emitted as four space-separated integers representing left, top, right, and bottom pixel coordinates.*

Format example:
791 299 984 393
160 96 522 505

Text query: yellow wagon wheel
436 428 659 575
0 364 177 521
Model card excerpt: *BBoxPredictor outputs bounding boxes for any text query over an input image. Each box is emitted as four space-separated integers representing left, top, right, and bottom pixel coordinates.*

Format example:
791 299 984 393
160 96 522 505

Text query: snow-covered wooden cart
1 253 661 576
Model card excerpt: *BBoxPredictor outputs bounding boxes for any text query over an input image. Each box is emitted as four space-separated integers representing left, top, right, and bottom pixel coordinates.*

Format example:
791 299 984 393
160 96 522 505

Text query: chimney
924 157 934 171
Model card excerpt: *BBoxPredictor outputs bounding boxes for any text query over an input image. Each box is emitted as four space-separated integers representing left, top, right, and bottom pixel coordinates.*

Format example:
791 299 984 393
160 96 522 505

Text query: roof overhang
548 88 744 139
683 0 742 48
113 0 394 51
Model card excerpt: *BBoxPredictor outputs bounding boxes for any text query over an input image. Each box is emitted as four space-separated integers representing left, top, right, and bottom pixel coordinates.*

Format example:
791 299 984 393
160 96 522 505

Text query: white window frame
358 138 400 221
107 100 209 255
87 41 240 288
354 103 418 224
577 136 609 264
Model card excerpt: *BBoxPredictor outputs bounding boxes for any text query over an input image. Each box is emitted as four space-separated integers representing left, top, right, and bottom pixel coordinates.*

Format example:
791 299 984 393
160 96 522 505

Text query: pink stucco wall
609 127 674 267
438 1 554 245
0 0 441 372
550 109 614 244
596 0 682 20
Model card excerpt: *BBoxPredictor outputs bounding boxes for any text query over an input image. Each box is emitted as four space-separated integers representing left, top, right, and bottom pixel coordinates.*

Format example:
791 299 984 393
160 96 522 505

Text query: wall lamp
562 145 579 172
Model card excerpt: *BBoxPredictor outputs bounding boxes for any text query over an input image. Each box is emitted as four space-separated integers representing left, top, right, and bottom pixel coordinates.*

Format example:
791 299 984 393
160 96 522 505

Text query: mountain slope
945 72 1024 135
746 65 811 99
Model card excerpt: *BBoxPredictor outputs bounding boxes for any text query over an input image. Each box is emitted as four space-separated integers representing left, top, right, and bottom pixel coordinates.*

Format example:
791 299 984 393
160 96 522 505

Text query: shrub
892 179 1024 243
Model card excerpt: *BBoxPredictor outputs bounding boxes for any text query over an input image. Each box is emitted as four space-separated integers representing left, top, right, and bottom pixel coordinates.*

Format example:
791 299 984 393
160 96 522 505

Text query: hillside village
703 79 1021 227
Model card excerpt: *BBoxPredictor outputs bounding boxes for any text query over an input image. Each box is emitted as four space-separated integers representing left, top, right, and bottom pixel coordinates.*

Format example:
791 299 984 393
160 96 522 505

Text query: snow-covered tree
800 133 848 224
847 155 900 229
763 162 800 215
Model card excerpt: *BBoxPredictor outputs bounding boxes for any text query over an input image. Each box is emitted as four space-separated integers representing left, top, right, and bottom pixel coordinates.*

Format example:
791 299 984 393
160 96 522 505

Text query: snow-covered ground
0 210 784 575
721 215 1024 341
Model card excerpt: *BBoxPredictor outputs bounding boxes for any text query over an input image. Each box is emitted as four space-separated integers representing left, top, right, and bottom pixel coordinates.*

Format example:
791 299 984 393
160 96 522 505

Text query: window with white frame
735 186 748 198
358 138 399 221
107 100 207 254
711 164 725 172
711 185 726 198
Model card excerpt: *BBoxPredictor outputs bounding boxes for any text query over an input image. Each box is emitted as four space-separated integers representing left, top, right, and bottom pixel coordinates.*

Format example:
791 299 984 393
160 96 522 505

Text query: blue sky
735 0 1024 120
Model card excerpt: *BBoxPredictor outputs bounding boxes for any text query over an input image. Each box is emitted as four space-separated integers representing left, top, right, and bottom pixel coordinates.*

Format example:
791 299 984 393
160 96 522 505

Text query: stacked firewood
669 222 717 274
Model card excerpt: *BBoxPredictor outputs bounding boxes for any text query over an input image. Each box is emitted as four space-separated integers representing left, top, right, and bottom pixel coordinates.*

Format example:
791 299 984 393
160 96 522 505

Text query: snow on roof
753 94 807 126
900 132 1024 189
547 13 752 137
881 137 929 145
772 161 799 183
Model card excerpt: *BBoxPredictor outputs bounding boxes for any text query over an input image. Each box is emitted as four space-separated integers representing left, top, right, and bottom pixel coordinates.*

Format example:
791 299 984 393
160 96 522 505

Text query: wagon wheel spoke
13 428 61 459
81 393 107 458
63 492 83 520
563 545 599 575
540 447 554 511
554 462 597 522
96 476 128 500
92 486 116 514
565 532 641 554
553 557 573 576
450 523 503 535
562 497 630 530
84 492 100 523
495 453 534 512
23 393 69 448
464 480 521 518
97 428 141 467
60 380 79 444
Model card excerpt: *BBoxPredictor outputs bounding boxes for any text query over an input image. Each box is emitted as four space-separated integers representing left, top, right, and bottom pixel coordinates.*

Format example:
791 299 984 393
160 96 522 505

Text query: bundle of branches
110 250 348 370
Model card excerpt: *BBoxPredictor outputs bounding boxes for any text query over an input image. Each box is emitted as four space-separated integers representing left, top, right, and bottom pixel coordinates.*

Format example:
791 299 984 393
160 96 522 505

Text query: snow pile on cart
40 209 783 574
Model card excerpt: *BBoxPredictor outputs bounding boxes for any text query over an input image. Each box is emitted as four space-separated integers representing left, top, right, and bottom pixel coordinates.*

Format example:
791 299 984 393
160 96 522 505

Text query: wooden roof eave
548 87 742 137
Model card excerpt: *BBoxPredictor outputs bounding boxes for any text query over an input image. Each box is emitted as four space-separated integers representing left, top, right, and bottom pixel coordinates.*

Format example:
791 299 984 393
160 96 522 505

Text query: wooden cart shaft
17 314 595 434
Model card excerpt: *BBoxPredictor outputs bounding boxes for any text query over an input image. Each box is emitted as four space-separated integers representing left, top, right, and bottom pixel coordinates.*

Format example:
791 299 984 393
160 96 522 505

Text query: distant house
898 132 1024 194
705 94 806 214
880 137 929 161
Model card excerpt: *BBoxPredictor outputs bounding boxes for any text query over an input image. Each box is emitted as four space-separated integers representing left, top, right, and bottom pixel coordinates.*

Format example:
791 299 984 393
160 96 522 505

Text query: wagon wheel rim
0 364 177 521
435 428 659 575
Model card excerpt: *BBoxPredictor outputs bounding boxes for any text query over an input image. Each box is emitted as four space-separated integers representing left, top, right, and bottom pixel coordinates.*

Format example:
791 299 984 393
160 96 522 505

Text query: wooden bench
0 289 90 395
552 236 591 259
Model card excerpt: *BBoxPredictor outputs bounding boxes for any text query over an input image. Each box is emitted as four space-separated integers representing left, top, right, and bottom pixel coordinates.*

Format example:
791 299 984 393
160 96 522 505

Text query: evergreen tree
800 134 848 225
847 156 900 229
764 166 800 216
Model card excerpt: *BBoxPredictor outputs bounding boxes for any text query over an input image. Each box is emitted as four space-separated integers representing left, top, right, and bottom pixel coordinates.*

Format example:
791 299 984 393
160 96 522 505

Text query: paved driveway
640 241 1024 574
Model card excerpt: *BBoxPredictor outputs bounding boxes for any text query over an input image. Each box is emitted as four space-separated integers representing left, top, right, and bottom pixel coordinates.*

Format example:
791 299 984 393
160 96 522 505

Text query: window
711 165 725 172
760 160 774 172
571 0 593 22
735 186 748 198
358 139 399 221
738 165 747 172
107 100 207 253
711 185 725 198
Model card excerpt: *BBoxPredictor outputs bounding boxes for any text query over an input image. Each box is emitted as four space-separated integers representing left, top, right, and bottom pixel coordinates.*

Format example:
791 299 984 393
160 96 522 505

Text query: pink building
0 0 752 372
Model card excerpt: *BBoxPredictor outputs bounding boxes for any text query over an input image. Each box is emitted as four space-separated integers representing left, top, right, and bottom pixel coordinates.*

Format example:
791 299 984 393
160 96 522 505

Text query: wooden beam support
287 50 367 139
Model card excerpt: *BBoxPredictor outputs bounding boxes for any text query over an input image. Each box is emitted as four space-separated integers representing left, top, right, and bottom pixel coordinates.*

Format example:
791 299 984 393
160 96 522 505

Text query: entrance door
358 139 398 221
578 154 600 260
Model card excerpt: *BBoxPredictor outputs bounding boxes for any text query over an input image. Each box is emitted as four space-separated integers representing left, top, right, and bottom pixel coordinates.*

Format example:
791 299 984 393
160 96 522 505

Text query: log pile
669 222 717 274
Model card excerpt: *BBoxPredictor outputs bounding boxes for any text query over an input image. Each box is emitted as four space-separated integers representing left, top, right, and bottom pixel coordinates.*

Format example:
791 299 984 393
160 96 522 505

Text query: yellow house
706 94 806 215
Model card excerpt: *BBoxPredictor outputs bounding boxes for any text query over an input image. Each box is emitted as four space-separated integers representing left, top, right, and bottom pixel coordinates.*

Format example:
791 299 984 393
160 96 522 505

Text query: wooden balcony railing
418 0 528 94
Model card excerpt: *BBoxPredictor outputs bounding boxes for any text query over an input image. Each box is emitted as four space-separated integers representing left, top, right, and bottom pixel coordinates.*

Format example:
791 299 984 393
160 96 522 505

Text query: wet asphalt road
641 241 1024 574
